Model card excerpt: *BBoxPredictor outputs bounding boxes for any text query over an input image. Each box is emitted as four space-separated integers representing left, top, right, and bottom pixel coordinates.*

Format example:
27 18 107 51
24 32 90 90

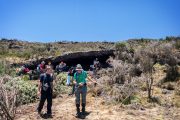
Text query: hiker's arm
86 76 97 86
38 75 43 95
50 76 54 92
73 73 77 85
87 76 96 83
38 80 42 95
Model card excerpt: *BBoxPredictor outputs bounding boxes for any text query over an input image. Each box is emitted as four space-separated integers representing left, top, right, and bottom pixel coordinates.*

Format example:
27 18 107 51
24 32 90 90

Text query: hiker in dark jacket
37 66 53 118
55 61 67 74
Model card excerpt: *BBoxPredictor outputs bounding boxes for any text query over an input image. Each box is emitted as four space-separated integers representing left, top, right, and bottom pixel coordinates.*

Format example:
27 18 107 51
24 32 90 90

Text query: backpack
41 74 51 91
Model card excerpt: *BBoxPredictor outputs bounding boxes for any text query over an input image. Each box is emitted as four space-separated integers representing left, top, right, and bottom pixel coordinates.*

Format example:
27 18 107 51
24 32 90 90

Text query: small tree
137 46 154 101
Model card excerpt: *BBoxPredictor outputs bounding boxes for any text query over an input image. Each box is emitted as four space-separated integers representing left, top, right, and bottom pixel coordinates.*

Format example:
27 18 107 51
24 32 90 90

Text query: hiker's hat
76 64 83 71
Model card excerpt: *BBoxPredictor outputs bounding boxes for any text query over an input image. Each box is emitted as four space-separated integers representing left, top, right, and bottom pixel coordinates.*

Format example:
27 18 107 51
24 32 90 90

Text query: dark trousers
75 86 87 105
37 91 52 114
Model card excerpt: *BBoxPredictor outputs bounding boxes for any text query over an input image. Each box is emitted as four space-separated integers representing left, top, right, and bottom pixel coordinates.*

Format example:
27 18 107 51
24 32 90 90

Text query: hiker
73 64 96 118
66 67 76 96
37 66 53 118
46 61 53 69
89 64 96 78
93 58 101 70
55 61 67 74
46 61 54 76
17 64 30 76
37 61 46 74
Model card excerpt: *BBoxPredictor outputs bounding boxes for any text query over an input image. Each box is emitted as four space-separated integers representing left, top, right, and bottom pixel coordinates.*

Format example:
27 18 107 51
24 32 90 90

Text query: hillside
0 37 180 120
0 39 114 64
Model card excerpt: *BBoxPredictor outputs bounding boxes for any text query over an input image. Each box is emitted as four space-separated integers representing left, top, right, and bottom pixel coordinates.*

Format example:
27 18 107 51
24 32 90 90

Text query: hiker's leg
75 88 80 105
81 86 87 115
47 92 52 115
76 104 80 117
37 92 46 113
75 88 81 117
81 86 87 105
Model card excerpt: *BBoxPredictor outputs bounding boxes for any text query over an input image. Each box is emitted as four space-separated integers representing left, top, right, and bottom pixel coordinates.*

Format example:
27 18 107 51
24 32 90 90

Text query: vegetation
0 38 114 60
1 36 180 119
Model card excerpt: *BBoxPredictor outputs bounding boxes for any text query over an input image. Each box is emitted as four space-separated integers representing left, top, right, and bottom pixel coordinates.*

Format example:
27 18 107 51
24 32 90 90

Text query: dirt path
15 93 180 120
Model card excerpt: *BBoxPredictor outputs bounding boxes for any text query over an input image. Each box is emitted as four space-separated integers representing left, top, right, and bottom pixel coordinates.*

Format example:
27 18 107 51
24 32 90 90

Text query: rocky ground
15 92 180 120
14 64 180 120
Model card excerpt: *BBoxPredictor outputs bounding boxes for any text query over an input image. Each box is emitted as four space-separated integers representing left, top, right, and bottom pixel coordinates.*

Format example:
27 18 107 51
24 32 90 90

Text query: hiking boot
68 93 73 96
36 110 43 119
76 104 81 118
43 113 53 118
82 103 86 115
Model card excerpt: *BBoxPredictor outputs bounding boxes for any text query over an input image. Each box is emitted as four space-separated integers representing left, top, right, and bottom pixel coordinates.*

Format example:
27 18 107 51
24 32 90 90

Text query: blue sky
0 0 180 42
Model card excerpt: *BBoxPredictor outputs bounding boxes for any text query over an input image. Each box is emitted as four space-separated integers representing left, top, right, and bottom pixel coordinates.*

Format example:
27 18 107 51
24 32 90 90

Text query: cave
26 50 115 71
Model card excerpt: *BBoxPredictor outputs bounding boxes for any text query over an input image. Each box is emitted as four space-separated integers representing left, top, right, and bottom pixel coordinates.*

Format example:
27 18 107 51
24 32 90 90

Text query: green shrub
115 42 127 51
54 73 70 96
0 61 5 75
17 80 37 104
0 60 16 76
55 73 67 85
5 78 38 105
22 75 30 81
175 40 180 49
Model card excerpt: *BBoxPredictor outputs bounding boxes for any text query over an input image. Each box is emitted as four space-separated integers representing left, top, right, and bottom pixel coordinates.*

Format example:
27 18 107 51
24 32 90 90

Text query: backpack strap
42 73 46 85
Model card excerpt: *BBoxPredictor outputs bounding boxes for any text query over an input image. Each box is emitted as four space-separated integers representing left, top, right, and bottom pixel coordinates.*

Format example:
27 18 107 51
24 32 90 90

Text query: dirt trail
15 93 180 120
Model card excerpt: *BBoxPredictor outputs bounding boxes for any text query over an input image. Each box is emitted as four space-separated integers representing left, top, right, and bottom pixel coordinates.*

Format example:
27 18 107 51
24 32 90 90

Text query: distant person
90 58 101 78
37 61 46 74
37 66 53 118
73 64 96 118
46 61 53 69
17 64 30 76
55 61 66 74
89 64 96 78
93 58 101 70
66 67 76 96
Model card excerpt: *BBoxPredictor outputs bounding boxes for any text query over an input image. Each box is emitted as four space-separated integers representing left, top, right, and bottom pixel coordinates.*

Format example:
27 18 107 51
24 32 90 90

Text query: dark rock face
25 50 115 70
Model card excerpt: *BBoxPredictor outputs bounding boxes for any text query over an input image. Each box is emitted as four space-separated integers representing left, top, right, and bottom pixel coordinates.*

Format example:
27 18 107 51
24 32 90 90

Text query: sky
0 0 180 42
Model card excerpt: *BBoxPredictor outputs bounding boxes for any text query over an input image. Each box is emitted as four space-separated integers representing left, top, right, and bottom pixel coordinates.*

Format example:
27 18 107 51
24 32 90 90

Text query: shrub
53 73 70 97
174 40 180 49
0 60 16 76
175 80 180 95
22 75 30 81
5 77 38 105
115 42 127 51
16 80 38 104
55 73 67 85
100 59 142 104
